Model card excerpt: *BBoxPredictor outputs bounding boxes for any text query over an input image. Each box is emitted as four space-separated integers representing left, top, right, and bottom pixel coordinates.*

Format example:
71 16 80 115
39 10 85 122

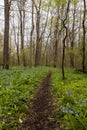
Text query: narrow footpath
18 71 58 130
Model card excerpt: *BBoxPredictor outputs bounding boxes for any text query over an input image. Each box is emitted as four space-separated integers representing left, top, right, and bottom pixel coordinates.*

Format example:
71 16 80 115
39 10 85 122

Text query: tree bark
70 4 76 68
17 0 26 67
35 0 41 66
54 7 59 68
20 11 26 67
82 0 86 73
62 0 70 79
54 29 58 68
3 0 11 69
16 30 20 65
35 11 40 66
30 0 34 67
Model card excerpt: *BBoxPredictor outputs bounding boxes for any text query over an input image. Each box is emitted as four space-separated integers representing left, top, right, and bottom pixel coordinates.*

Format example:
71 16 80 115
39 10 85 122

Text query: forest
0 0 87 129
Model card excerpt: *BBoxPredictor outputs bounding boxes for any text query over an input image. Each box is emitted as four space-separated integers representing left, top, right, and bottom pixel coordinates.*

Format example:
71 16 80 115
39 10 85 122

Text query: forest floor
17 71 58 130
1 68 87 129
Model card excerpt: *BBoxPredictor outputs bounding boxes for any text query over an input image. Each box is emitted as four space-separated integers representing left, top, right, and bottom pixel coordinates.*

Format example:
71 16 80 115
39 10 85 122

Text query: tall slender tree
3 0 12 69
70 3 76 68
30 0 34 67
53 7 59 68
82 0 86 73
62 0 70 79
17 0 26 67
34 0 41 66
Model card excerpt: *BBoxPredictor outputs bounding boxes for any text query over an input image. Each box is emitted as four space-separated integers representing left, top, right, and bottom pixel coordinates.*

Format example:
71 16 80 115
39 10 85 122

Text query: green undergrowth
52 68 87 130
0 67 49 130
0 67 87 130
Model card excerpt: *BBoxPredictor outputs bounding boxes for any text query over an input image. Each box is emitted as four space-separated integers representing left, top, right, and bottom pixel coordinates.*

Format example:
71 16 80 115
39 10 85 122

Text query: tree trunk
13 16 20 66
70 4 76 68
17 30 20 65
82 0 86 73
30 1 34 67
54 30 58 68
62 0 70 79
62 29 67 79
35 11 40 66
17 0 26 67
20 11 26 67
3 0 10 69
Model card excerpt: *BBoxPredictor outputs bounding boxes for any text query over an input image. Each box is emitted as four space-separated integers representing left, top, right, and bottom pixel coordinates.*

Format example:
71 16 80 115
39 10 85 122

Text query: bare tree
53 7 59 68
3 0 12 69
33 0 41 66
29 0 34 67
70 4 76 68
17 0 26 67
61 0 71 79
82 0 86 73
33 0 49 66
12 17 20 65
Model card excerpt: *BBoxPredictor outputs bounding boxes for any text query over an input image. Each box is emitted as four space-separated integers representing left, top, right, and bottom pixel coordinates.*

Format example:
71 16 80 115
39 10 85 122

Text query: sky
0 0 3 6
0 0 87 33
0 0 4 32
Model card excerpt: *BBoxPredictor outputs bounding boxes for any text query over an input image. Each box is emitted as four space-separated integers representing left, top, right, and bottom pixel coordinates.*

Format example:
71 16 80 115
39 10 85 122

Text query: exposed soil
17 71 58 130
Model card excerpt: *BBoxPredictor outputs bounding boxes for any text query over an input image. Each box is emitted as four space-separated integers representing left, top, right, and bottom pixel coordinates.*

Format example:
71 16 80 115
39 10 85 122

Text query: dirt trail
18 71 58 130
